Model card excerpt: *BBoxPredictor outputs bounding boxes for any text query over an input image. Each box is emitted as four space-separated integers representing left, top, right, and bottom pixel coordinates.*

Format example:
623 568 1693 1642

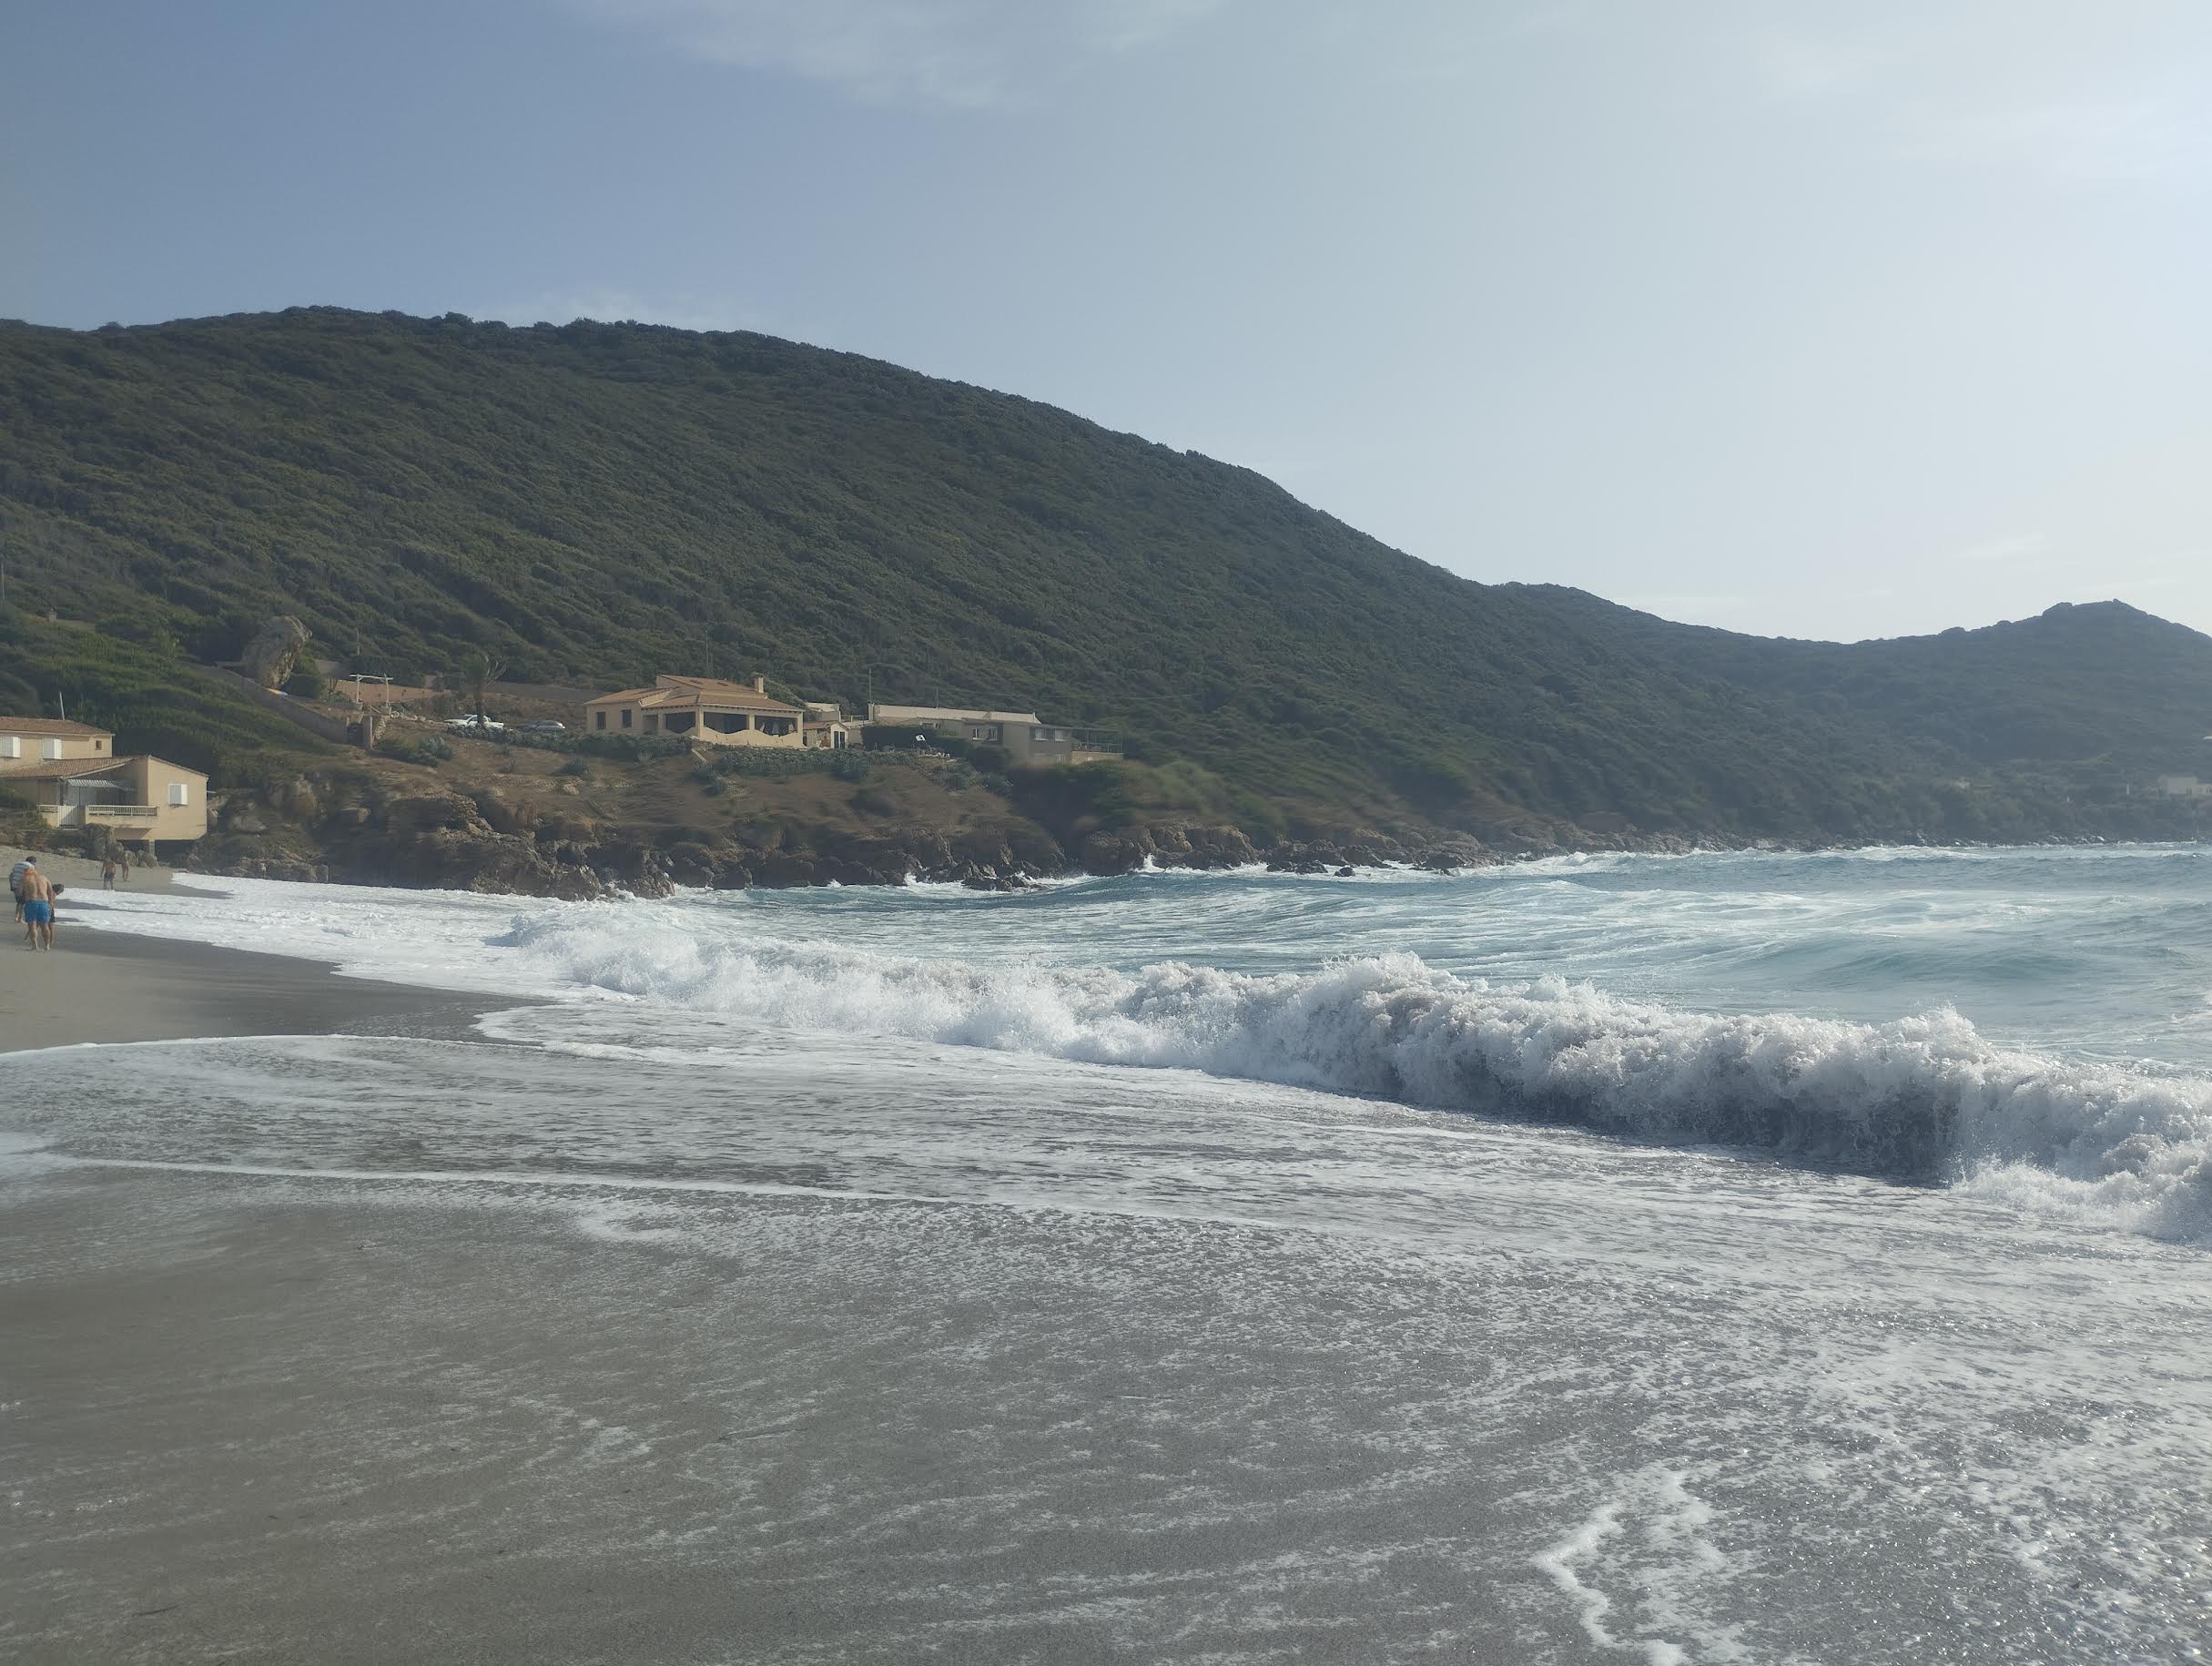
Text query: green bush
376 734 452 767
861 725 929 751
694 747 869 782
501 729 689 763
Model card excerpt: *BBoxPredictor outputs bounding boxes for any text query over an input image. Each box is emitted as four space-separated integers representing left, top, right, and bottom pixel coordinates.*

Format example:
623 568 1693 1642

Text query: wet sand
0 926 513 1053
2 1167 1537 1666
0 848 513 1052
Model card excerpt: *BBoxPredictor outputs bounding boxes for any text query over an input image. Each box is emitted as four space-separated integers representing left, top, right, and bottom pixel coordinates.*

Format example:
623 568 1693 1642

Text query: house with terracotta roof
583 676 807 750
0 718 209 848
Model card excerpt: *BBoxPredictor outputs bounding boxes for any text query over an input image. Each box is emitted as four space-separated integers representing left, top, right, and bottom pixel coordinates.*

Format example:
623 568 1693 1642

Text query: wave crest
496 911 2212 1240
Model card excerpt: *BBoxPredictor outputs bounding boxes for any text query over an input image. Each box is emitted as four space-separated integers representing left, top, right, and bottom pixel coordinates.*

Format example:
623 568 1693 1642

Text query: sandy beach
0 847 506 1053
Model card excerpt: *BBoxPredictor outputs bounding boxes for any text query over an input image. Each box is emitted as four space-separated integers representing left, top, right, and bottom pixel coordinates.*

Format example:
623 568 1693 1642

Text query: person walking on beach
116 846 130 886
18 861 55 950
101 851 118 889
10 854 34 923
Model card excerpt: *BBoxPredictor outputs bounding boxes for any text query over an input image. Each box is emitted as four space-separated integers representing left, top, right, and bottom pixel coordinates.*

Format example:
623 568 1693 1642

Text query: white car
446 716 506 732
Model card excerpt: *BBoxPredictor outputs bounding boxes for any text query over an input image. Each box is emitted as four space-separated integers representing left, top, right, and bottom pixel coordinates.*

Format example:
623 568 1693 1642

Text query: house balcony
37 802 158 828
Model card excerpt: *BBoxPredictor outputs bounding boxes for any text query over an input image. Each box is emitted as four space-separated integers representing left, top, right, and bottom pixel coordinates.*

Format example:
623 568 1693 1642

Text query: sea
6 844 2211 1662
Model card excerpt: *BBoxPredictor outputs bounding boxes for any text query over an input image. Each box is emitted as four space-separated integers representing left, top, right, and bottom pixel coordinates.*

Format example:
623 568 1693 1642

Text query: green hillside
3 306 2207 842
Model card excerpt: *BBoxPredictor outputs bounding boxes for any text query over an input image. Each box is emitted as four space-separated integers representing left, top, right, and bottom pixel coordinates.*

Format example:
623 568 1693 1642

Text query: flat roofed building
866 704 1118 766
800 702 852 750
584 675 805 748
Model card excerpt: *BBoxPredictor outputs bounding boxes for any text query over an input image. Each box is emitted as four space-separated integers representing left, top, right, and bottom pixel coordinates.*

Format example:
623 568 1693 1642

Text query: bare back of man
19 865 56 950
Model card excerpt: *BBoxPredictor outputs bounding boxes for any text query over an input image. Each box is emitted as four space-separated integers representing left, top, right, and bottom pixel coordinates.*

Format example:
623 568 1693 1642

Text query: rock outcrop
241 615 311 689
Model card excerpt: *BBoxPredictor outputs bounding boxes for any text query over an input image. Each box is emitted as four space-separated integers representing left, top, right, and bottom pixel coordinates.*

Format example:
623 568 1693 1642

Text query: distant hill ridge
2 305 2208 843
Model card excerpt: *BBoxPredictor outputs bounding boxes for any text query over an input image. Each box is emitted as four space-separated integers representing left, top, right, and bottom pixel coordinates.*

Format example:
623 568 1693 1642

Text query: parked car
519 719 566 733
445 716 506 732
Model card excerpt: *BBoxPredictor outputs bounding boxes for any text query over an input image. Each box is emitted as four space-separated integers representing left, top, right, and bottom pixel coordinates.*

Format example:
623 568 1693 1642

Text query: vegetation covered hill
3 306 2207 844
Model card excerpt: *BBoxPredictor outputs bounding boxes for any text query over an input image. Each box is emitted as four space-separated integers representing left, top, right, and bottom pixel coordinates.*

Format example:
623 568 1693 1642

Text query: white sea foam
482 912 2212 1242
66 858 2212 1244
1532 1466 1738 1665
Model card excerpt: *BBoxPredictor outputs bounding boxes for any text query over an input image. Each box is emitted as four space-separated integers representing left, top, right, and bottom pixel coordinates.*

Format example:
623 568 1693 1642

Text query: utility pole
864 661 897 721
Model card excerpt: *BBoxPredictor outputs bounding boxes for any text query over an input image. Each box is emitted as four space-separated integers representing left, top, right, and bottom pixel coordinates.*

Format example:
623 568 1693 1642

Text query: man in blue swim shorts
18 861 56 950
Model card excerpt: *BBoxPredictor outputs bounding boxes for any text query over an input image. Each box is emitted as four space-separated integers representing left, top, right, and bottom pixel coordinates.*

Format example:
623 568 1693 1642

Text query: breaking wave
497 913 2212 1243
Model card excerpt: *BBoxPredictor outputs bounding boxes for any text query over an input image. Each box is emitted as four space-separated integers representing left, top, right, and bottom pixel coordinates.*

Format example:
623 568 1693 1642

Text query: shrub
694 747 868 782
861 725 932 751
558 732 687 763
377 734 452 767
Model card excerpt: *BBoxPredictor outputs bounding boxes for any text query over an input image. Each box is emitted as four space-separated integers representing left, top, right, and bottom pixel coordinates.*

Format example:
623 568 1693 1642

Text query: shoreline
185 824 2212 898
0 909 525 1056
59 809 2200 901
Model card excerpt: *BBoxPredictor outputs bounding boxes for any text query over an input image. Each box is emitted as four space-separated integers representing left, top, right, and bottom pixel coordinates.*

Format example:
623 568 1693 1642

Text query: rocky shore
162 771 1739 899
40 758 2174 903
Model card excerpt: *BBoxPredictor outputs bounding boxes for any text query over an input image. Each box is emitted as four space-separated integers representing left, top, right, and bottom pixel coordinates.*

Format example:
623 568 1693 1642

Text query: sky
4 0 2207 642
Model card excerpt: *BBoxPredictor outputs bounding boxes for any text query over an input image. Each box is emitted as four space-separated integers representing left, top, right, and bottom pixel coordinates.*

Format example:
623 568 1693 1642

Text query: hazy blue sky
5 1 2207 640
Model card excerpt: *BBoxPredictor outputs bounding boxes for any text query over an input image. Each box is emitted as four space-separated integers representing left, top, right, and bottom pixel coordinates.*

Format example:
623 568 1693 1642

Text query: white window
0 736 17 758
167 783 190 807
42 737 63 760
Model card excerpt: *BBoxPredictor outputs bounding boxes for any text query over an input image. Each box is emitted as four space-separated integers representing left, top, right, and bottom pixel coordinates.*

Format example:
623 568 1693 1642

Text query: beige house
585 676 806 749
0 719 210 848
0 716 115 766
800 702 853 750
867 704 1120 766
